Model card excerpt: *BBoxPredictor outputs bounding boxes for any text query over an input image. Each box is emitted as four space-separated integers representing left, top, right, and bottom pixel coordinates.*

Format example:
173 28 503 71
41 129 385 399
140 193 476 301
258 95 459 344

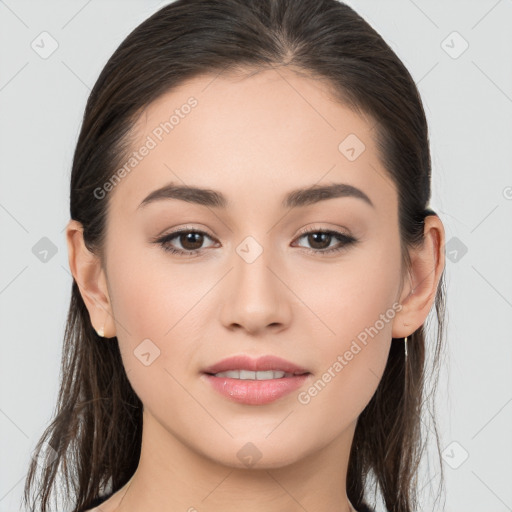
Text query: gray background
1 0 511 511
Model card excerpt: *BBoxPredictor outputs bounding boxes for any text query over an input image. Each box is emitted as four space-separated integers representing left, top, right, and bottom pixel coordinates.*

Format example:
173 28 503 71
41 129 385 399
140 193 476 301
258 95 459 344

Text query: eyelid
154 224 217 240
294 223 352 238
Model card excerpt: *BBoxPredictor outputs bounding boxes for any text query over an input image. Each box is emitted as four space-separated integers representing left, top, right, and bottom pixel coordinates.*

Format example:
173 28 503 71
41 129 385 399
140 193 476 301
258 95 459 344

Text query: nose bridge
234 234 279 309
220 233 291 333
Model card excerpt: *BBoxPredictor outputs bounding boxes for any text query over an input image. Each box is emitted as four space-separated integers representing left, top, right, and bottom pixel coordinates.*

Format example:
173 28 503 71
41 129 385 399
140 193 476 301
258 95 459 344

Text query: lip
202 374 311 405
202 354 310 375
201 355 311 405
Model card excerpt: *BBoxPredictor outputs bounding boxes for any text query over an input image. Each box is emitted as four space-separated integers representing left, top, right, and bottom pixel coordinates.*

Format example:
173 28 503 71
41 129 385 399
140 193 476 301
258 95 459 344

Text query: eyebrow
137 181 374 210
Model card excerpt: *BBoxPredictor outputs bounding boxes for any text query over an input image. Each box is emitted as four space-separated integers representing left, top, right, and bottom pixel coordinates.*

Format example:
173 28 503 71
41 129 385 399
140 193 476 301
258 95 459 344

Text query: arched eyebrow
284 183 374 209
137 182 374 210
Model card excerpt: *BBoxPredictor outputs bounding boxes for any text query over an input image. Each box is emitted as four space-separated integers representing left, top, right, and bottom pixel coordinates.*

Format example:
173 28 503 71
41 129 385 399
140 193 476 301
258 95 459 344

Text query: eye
154 227 218 257
153 226 358 257
292 227 357 255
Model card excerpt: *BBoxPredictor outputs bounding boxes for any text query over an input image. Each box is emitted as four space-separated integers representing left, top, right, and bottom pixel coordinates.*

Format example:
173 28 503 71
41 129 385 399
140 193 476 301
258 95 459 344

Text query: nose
219 242 292 336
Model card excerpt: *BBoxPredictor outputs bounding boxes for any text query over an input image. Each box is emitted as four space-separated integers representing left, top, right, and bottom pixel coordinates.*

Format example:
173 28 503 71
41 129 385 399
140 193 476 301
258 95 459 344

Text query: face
99 67 405 468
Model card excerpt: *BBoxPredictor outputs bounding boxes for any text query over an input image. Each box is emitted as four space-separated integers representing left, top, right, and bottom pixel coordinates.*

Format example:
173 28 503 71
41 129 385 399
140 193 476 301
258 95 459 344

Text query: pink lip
202 374 311 405
201 355 311 405
202 354 310 375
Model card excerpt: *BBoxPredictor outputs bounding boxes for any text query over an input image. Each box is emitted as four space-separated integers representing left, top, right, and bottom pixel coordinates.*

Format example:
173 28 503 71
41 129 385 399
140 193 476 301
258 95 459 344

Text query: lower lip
202 373 311 405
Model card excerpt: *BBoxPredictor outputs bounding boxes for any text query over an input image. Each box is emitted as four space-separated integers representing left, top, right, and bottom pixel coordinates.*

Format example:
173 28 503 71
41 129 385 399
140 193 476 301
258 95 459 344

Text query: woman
23 1 446 511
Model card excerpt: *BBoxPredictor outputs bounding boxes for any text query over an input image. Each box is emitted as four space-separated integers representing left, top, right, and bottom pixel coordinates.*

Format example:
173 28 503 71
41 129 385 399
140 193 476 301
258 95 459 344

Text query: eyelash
153 225 358 258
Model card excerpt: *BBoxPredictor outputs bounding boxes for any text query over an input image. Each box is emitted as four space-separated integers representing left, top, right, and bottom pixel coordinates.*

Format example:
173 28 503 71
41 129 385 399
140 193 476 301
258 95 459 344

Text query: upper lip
202 355 310 375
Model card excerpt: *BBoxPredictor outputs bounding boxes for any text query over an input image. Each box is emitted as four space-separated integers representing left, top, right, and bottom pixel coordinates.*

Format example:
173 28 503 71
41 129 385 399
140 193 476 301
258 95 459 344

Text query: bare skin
67 66 445 512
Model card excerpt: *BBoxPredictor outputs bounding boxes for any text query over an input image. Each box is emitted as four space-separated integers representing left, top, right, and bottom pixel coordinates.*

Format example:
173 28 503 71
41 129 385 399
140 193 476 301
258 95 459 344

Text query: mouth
201 355 312 405
202 354 310 376
201 371 311 405
205 369 309 379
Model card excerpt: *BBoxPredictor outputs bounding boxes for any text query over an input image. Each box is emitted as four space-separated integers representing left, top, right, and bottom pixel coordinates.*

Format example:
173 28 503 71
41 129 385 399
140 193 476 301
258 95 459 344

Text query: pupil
309 232 330 249
182 232 203 250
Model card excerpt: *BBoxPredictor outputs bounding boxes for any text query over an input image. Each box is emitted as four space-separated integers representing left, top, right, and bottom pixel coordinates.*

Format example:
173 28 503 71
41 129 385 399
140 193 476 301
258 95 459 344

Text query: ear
65 219 116 338
392 215 445 338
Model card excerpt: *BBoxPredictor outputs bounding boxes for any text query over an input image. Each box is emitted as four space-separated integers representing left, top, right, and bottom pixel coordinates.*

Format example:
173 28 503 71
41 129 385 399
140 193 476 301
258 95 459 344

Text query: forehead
108 67 397 217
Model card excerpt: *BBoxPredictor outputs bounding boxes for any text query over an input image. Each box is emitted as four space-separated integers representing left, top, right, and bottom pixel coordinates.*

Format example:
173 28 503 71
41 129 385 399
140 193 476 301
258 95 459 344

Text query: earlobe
392 215 446 338
65 219 116 338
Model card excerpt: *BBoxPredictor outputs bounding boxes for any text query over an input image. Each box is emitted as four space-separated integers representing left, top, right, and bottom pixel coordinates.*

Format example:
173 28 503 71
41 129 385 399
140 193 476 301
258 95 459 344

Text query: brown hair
23 1 446 511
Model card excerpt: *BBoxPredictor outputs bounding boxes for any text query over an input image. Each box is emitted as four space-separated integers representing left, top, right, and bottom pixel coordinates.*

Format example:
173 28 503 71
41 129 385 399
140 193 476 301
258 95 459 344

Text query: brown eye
155 229 217 256
305 232 333 250
178 232 205 251
293 229 357 255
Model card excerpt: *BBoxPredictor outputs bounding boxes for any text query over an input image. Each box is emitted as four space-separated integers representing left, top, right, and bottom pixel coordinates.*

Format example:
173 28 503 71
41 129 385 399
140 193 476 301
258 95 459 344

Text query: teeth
213 370 288 380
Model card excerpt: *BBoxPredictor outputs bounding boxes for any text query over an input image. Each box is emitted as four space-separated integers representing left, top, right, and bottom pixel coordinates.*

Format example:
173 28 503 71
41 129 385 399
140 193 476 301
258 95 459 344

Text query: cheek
295 236 402 347
294 238 401 414
106 228 198 335
104 233 210 378
105 254 212 421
